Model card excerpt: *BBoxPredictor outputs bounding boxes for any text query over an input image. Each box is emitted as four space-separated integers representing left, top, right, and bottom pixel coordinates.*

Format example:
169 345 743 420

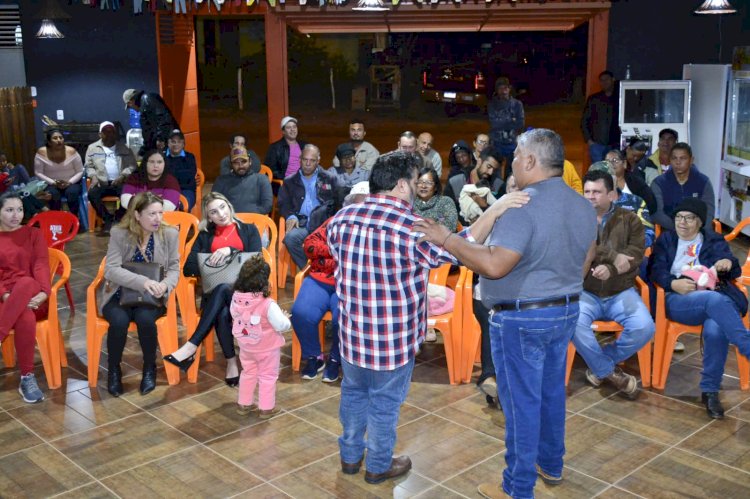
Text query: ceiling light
36 19 64 38
352 0 390 12
694 0 737 14
35 0 71 39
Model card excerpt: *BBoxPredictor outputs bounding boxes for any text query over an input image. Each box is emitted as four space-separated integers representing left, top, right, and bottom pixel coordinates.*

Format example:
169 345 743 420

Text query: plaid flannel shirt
327 194 458 371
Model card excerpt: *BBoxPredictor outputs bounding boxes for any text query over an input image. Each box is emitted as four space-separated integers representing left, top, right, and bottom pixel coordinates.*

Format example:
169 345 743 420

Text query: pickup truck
421 63 488 116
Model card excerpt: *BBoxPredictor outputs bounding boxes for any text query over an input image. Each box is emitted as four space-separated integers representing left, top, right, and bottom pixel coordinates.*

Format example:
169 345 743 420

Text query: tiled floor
2 233 750 499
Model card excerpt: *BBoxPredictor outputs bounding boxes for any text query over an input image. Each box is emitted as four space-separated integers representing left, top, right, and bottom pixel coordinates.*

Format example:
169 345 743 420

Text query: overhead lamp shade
694 0 737 14
352 0 390 11
36 19 64 39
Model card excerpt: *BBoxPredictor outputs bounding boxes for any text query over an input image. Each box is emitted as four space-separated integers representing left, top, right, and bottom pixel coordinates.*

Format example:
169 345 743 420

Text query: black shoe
140 365 157 395
701 391 725 419
107 365 123 397
163 353 195 372
225 376 239 387
341 457 363 475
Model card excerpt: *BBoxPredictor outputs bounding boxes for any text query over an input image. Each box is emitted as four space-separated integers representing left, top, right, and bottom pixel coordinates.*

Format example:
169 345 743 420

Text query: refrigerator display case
618 80 691 152
719 71 750 231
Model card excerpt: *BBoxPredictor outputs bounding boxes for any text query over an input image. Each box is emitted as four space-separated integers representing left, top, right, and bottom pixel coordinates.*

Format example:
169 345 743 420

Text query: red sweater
0 226 51 296
303 219 335 286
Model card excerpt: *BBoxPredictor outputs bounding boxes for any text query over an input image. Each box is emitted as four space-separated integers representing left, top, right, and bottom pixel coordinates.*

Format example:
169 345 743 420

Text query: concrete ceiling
273 0 611 34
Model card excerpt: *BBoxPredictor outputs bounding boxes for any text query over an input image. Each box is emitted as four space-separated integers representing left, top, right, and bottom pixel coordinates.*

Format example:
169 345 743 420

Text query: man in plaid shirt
327 151 457 484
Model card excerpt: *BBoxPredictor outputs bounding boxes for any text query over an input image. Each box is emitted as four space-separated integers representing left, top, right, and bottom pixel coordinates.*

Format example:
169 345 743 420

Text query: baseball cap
281 116 297 130
349 181 370 196
123 89 138 109
231 146 249 162
99 121 115 132
336 143 356 161
168 129 185 140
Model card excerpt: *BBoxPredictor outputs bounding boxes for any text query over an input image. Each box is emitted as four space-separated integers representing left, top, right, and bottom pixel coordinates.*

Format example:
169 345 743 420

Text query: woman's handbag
197 250 258 294
119 262 166 308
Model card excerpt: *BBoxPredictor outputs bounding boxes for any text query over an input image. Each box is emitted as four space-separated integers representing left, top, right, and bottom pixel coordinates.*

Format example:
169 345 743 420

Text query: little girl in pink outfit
230 255 290 419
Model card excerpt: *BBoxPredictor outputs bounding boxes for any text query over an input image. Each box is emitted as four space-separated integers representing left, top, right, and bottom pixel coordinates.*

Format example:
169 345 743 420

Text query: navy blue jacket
651 166 714 231
649 229 746 314
165 151 197 192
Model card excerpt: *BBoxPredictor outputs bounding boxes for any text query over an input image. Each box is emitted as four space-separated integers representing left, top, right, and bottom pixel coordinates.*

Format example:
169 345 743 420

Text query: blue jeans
666 290 750 392
573 289 654 379
490 302 579 499
588 143 610 163
339 357 415 474
290 278 340 361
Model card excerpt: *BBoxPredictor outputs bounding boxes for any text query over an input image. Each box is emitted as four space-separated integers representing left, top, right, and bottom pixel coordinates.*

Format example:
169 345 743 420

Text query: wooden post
265 11 289 145
583 10 610 171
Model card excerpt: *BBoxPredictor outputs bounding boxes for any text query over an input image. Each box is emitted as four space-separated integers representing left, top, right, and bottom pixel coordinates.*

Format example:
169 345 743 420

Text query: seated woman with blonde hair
99 191 180 397
164 192 262 386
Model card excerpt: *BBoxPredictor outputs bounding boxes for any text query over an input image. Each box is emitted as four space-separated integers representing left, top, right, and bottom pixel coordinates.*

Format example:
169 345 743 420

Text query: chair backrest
428 263 452 286
259 164 274 184
195 169 205 189
262 247 277 301
28 211 80 249
178 194 190 213
235 213 278 257
48 247 71 286
162 211 200 269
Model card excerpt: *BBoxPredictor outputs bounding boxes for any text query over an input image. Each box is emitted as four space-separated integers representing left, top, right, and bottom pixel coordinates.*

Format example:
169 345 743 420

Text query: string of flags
66 0 480 15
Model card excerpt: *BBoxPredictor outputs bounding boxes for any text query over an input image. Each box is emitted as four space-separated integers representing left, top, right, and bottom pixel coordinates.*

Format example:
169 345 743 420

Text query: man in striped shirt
326 151 457 484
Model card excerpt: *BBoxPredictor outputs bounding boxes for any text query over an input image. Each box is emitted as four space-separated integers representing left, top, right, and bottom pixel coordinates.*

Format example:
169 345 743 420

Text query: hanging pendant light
694 0 737 15
352 0 390 12
35 0 71 39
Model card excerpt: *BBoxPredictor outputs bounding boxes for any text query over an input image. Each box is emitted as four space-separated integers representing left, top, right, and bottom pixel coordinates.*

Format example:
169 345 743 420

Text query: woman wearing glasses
605 149 656 215
649 198 750 420
413 166 458 232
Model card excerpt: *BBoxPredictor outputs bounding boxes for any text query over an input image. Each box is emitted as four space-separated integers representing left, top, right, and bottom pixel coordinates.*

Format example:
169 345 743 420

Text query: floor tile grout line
94 442 205 483
227 482 291 499
592 485 648 499
428 410 504 445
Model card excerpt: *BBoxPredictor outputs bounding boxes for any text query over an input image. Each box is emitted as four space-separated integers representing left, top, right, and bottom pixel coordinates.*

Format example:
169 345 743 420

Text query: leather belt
492 295 579 312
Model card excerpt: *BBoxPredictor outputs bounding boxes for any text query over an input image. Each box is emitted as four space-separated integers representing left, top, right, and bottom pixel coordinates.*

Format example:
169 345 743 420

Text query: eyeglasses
416 180 435 186
606 158 624 164
476 139 489 145
675 214 697 223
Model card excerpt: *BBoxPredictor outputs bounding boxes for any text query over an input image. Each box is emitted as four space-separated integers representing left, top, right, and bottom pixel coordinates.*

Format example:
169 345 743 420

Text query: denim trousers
490 302 579 499
290 278 340 361
666 290 750 392
339 357 415 474
572 289 655 379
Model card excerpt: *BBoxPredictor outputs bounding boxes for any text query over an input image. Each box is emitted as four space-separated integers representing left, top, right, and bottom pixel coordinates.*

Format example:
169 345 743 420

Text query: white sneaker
425 328 437 343
673 341 686 353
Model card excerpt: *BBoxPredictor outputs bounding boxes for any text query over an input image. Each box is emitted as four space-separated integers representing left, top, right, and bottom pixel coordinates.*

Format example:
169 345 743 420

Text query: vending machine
618 80 691 153
719 71 750 233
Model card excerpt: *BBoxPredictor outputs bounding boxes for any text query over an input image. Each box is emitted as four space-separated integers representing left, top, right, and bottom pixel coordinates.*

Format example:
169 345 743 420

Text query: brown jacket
97 226 180 315
584 207 645 298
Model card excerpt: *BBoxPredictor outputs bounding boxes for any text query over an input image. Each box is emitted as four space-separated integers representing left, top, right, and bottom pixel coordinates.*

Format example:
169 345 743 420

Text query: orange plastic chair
178 194 190 213
460 269 482 383
86 178 120 233
564 276 652 387
86 258 181 387
290 265 330 372
192 169 205 219
722 217 750 286
1 248 70 389
162 211 200 332
652 283 750 391
27 211 79 315
427 264 466 385
277 216 300 289
260 164 282 221
235 213 278 284
185 248 276 383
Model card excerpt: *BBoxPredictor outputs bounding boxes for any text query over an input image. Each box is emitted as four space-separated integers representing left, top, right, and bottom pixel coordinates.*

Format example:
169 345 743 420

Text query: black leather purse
119 262 166 308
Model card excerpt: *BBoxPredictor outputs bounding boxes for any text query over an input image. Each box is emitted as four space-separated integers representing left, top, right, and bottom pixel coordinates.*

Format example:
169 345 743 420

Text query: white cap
122 89 138 109
99 121 115 132
349 181 370 196
280 116 297 130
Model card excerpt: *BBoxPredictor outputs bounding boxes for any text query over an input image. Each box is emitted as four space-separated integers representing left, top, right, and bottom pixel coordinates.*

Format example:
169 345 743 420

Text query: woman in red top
291 183 369 382
0 192 51 403
164 192 261 385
